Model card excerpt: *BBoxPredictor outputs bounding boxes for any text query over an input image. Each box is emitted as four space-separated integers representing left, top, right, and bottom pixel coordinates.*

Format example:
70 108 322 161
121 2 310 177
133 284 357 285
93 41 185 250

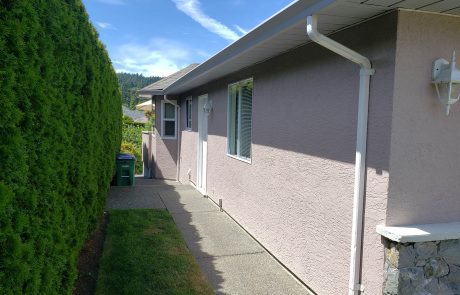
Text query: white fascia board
163 0 338 95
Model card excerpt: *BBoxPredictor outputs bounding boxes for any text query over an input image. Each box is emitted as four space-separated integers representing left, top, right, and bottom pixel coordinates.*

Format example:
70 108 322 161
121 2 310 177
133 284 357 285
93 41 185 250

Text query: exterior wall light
432 50 460 115
203 100 213 115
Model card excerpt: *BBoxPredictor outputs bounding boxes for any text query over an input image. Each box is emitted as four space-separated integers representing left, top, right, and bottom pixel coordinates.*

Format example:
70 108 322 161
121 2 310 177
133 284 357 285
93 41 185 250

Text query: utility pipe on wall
163 95 181 181
306 15 374 295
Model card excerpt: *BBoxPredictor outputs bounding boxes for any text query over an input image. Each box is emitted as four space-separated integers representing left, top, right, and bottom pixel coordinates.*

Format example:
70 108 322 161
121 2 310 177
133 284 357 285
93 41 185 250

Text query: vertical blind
239 81 253 159
228 79 253 160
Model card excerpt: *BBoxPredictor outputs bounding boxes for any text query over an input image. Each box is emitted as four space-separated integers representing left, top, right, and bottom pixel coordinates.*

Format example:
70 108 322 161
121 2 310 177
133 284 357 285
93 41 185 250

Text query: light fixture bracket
432 50 460 115
432 58 450 81
203 100 213 115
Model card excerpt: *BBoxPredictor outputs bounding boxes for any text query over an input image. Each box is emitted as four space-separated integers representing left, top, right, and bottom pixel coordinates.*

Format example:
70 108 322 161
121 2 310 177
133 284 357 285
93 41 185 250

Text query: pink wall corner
387 11 460 226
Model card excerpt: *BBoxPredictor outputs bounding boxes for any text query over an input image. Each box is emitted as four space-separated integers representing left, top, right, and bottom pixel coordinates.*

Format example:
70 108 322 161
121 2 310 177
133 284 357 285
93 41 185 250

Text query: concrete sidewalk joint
106 178 312 295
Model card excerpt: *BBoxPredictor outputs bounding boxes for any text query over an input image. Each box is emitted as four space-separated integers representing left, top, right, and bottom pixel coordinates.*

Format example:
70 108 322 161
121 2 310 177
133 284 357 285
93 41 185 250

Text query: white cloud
234 25 248 35
96 0 125 5
96 22 116 30
113 39 193 77
172 0 241 42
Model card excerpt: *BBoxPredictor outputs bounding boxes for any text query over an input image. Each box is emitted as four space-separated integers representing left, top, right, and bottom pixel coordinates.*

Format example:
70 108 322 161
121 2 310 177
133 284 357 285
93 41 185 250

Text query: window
185 97 192 130
161 100 177 139
227 78 253 161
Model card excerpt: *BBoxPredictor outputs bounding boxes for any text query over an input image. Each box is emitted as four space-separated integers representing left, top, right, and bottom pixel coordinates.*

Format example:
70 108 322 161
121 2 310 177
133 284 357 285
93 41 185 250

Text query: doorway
197 94 208 194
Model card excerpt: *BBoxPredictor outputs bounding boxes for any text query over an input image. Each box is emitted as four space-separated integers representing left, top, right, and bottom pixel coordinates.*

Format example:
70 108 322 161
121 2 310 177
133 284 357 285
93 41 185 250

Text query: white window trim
226 153 252 164
227 78 253 163
185 96 192 131
161 100 177 139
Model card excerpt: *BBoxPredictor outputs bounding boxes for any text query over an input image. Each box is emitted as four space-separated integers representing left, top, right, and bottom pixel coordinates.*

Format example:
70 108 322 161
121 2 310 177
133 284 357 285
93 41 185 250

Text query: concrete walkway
107 178 311 295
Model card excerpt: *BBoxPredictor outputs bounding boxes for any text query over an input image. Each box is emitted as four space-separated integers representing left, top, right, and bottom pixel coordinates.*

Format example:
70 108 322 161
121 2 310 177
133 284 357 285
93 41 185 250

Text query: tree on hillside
117 73 161 108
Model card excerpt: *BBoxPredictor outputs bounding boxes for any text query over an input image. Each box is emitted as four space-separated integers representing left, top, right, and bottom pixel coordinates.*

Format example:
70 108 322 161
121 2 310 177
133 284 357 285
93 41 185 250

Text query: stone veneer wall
383 239 460 294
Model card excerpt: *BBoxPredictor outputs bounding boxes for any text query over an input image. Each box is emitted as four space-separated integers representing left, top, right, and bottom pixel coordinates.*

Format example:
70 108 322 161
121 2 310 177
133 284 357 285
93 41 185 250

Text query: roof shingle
138 63 199 95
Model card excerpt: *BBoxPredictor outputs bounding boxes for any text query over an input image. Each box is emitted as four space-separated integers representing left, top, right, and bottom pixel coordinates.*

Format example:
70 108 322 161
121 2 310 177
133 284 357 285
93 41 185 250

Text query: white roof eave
163 0 338 95
161 0 460 96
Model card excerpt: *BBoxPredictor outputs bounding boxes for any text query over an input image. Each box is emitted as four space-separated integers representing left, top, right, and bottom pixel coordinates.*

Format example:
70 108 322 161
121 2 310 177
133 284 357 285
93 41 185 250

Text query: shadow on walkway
106 177 310 295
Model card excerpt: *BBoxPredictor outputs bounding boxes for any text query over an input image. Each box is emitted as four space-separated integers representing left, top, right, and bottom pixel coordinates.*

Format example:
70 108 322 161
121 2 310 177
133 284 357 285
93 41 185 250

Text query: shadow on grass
99 178 224 295
74 213 108 295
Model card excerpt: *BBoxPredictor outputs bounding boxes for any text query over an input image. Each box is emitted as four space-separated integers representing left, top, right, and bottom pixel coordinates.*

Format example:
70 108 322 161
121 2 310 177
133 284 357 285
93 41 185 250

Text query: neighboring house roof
135 100 155 112
138 63 199 96
122 105 148 123
140 0 460 96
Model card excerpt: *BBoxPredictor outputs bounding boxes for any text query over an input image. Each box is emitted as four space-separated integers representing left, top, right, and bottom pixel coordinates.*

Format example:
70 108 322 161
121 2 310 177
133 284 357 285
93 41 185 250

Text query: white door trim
197 94 208 195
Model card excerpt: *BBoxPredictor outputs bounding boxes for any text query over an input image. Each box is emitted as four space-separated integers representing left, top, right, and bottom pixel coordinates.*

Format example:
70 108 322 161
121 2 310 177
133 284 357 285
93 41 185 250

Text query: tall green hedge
0 0 122 294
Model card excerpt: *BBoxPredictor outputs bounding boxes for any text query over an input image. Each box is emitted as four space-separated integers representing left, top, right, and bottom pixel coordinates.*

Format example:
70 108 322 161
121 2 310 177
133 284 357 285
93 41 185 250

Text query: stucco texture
387 11 460 226
173 13 397 294
154 96 178 180
178 96 198 184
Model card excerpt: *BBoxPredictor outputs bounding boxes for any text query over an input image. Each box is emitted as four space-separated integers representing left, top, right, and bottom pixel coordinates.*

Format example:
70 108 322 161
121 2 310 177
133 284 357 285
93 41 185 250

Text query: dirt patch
74 213 108 295
143 224 162 236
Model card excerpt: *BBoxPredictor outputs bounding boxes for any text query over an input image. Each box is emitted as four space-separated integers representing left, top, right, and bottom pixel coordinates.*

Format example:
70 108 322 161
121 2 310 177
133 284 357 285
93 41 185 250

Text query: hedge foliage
0 1 122 294
121 118 144 174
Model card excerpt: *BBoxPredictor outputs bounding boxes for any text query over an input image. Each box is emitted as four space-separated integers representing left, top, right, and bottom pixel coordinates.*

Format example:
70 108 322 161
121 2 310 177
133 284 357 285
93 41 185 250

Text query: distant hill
117 72 162 109
122 106 148 123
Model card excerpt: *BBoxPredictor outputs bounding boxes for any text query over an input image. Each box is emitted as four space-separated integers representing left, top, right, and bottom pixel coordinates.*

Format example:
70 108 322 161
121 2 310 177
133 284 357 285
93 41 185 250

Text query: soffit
165 0 460 95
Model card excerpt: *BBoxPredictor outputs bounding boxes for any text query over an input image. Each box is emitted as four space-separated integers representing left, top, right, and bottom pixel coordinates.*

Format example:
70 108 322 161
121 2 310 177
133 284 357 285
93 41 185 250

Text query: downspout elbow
163 94 177 107
306 15 373 71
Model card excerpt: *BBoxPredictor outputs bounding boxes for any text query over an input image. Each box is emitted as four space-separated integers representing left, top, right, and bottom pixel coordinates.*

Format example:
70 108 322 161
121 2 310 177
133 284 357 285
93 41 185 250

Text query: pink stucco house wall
140 2 460 294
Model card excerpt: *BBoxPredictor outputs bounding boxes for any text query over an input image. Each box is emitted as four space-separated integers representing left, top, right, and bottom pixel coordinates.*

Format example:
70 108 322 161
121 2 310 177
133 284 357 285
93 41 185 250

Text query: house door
197 94 208 194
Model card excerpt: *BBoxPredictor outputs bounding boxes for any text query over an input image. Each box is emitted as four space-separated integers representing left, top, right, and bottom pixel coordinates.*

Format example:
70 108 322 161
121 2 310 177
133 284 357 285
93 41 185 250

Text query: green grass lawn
96 209 214 295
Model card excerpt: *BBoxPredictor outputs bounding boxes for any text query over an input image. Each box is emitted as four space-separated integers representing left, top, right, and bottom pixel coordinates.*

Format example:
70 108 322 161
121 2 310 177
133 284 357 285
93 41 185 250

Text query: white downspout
306 15 374 295
163 95 181 182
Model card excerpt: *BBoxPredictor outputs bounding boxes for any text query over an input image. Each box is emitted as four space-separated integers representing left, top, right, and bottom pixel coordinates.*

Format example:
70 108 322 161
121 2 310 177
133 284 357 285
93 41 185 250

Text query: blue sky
81 0 294 77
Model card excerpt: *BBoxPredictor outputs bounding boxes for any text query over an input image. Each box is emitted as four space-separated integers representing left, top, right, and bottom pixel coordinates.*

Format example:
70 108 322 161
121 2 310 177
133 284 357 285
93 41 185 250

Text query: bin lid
117 153 136 160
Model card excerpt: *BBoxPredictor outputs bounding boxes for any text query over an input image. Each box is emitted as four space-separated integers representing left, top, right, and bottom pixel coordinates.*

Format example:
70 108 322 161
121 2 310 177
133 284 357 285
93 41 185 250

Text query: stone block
383 262 399 295
382 238 460 294
416 260 427 267
445 264 460 294
415 242 438 261
424 257 449 279
386 243 416 268
399 267 425 294
439 240 460 265
422 278 439 294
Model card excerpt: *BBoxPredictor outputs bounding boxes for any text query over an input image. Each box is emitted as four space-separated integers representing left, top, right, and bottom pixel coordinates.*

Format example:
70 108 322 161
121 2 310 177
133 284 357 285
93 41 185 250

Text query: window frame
227 78 253 163
185 97 192 131
161 100 177 139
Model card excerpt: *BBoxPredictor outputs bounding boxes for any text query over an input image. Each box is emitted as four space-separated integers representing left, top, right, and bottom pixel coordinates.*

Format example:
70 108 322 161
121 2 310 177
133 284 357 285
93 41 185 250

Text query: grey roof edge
163 0 337 95
138 89 164 97
138 63 200 96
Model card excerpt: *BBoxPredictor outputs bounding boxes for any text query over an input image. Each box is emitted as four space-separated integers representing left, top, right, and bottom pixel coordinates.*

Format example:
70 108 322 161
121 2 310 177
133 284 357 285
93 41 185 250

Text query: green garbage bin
115 153 136 186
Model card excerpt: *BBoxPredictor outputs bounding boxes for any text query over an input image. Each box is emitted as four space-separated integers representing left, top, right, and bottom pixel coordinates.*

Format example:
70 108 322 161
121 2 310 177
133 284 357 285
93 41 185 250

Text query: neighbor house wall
387 11 460 226
175 13 397 294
